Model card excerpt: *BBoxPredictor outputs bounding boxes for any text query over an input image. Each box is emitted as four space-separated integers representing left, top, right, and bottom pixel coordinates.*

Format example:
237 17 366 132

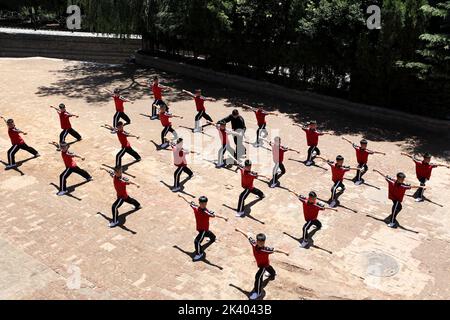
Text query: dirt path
0 57 449 299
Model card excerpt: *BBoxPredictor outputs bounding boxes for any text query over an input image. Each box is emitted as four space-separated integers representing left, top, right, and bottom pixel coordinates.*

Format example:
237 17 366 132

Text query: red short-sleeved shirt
194 96 206 111
272 144 287 163
386 177 411 202
59 111 72 130
61 151 77 168
414 160 436 180
117 130 130 148
249 237 274 268
302 128 322 146
159 112 172 127
218 128 228 145
354 145 372 165
8 128 25 145
240 168 256 190
255 110 267 125
114 176 129 199
113 95 125 112
329 162 350 182
152 83 163 100
173 147 187 167
191 204 214 231
299 197 325 221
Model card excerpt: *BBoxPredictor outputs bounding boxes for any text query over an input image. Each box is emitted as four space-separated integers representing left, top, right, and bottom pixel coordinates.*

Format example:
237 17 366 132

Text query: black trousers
161 125 176 144
174 166 193 188
195 110 213 122
194 230 216 255
307 145 320 162
113 111 131 127
59 166 91 191
111 196 141 223
233 129 246 159
59 128 82 143
271 162 286 185
253 266 276 295
237 187 264 212
7 143 38 165
152 99 167 117
115 147 141 167
330 180 345 201
416 177 427 198
218 144 235 165
354 163 368 181
302 219 322 241
256 123 267 143
386 200 403 224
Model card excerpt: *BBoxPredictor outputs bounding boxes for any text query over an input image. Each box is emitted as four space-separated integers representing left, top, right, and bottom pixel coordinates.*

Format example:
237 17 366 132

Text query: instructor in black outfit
221 109 246 160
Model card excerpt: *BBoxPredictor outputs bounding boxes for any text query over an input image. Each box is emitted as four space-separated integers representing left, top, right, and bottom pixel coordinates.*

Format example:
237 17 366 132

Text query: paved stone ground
0 57 449 300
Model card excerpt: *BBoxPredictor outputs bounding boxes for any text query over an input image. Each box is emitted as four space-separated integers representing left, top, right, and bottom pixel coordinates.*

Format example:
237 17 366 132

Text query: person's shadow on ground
365 214 419 234
172 245 223 270
407 193 443 207
317 197 358 214
97 209 140 234
160 180 196 198
2 164 25 175
283 231 333 255
49 181 91 201
222 200 265 225
229 283 268 300
1 157 37 175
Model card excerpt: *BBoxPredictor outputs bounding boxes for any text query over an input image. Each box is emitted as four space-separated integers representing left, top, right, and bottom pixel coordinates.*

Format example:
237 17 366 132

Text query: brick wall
0 31 141 64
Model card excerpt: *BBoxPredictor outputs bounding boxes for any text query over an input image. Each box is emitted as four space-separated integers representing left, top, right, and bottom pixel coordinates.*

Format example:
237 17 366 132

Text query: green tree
296 0 365 91
400 1 450 80
4 0 447 119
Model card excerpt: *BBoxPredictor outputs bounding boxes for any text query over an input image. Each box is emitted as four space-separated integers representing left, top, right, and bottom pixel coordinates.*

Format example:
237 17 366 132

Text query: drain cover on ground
364 252 399 277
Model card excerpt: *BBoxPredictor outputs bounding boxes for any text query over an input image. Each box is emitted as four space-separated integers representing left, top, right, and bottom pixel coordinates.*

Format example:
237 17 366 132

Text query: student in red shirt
298 120 331 166
104 88 133 127
178 194 228 261
236 160 269 217
373 169 423 228
342 137 385 185
242 104 277 147
151 76 171 119
182 89 216 133
56 142 92 196
317 155 358 208
292 191 337 248
102 122 141 167
268 136 299 188
401 152 449 202
2 117 39 170
171 138 194 192
159 104 181 149
50 104 82 143
139 76 171 120
212 120 240 168
101 166 141 228
235 228 289 300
